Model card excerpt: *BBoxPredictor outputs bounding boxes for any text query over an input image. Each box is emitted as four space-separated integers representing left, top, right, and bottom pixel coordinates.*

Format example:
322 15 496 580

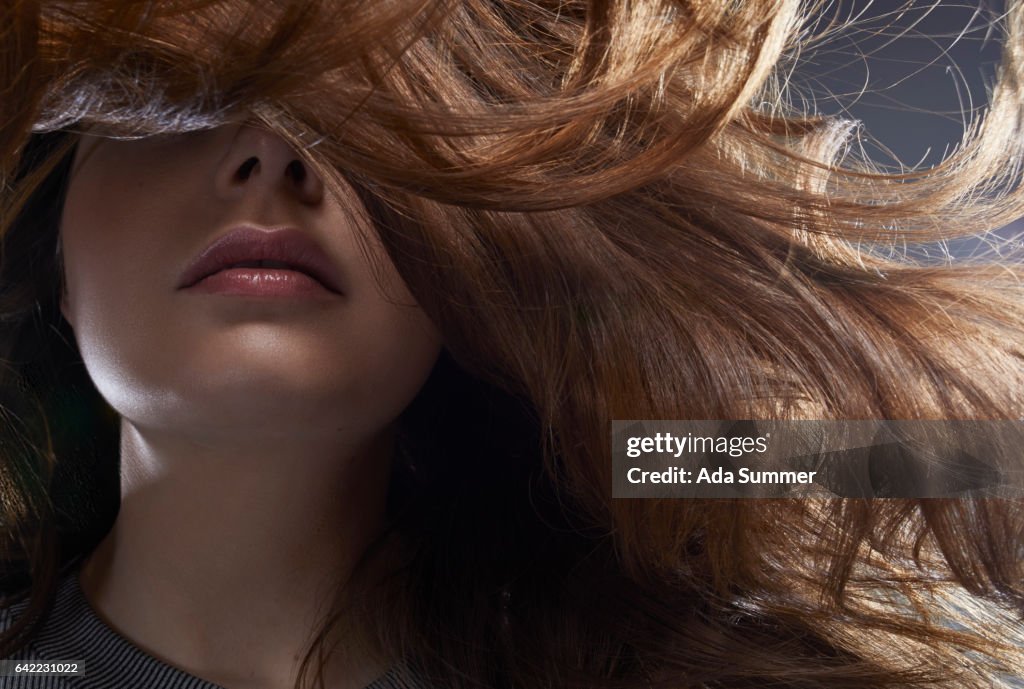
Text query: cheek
362 308 442 407
341 278 443 419
58 163 180 327
59 179 122 326
335 239 444 418
58 170 177 412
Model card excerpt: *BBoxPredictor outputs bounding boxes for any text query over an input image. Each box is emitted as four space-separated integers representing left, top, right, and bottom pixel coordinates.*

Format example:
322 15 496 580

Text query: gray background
790 0 1022 251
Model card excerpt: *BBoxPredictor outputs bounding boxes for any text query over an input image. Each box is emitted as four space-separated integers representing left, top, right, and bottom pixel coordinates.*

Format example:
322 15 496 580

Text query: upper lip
177 226 344 294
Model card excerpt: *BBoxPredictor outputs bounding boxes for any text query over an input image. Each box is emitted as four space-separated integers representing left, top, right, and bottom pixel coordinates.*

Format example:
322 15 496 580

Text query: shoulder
0 596 60 688
0 586 35 639
0 567 82 688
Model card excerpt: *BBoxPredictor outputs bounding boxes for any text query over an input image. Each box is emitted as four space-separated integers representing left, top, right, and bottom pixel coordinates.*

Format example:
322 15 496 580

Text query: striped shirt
0 562 419 689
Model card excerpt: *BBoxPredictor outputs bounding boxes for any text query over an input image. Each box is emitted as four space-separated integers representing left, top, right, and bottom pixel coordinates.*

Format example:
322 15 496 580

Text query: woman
1 0 1023 688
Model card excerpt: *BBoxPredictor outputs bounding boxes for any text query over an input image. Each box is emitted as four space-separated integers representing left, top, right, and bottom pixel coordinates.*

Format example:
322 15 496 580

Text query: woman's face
59 124 442 444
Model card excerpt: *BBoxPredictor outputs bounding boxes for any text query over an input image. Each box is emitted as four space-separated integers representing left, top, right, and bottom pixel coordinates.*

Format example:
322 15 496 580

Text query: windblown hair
2 0 1024 687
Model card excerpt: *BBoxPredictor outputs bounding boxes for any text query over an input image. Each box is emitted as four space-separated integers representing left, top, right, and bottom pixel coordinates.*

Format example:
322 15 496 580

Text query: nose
214 124 324 206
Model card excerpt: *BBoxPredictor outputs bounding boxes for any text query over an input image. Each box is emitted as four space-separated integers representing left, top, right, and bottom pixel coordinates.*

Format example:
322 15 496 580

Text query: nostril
237 157 259 180
286 160 307 183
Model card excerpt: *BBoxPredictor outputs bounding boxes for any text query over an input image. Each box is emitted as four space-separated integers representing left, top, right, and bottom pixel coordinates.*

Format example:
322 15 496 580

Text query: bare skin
60 123 442 689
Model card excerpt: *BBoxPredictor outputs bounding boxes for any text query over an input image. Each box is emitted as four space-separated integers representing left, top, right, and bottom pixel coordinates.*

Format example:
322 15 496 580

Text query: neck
78 417 395 689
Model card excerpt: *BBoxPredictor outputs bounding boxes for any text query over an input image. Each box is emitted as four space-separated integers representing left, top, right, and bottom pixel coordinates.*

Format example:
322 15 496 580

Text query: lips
177 226 344 294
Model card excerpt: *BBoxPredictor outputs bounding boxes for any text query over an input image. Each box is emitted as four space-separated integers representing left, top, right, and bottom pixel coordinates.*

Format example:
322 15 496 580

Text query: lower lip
185 268 338 298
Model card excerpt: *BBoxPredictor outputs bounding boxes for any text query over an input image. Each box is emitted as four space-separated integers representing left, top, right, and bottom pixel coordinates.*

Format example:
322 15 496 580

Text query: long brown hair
2 0 1024 687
